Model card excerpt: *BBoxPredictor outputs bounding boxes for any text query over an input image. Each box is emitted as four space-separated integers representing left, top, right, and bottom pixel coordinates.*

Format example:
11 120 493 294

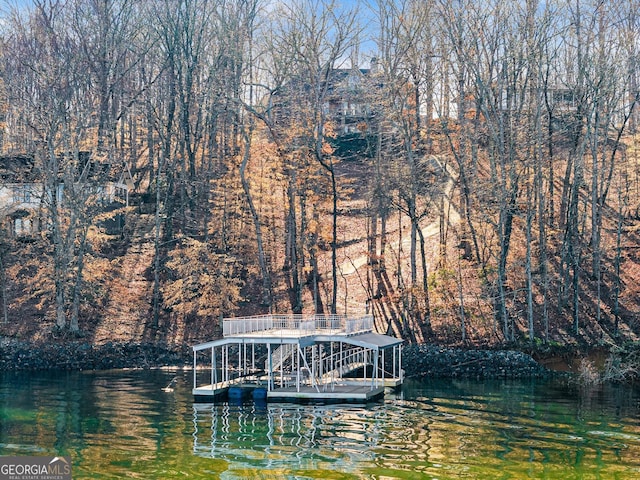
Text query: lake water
1 369 640 479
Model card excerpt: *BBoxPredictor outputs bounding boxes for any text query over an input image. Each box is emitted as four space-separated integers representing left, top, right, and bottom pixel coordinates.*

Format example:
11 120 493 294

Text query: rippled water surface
1 370 640 478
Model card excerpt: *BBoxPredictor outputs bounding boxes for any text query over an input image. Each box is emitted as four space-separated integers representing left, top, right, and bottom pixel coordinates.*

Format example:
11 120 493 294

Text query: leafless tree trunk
240 127 272 307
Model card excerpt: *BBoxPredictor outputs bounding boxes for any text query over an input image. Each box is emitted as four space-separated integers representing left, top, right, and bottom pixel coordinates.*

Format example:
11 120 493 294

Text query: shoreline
0 339 189 371
1 338 555 378
401 344 553 379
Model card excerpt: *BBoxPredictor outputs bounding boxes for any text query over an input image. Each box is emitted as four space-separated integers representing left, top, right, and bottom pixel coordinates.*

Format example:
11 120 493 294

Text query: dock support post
296 344 300 392
372 350 379 389
267 343 272 391
279 342 284 388
193 350 197 390
223 345 227 383
363 350 367 381
393 346 397 379
213 346 217 386
330 342 335 391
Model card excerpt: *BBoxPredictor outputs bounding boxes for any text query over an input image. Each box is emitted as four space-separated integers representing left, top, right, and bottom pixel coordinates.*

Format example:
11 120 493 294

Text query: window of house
12 186 31 204
14 217 32 236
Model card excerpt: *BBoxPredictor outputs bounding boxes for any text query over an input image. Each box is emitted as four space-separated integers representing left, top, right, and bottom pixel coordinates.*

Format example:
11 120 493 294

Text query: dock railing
223 314 373 337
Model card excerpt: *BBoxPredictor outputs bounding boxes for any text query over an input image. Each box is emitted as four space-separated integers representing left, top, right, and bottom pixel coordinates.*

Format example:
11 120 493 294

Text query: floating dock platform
192 314 403 403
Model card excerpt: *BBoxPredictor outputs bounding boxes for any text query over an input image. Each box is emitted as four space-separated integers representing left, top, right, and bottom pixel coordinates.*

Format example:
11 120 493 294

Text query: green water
1 370 639 479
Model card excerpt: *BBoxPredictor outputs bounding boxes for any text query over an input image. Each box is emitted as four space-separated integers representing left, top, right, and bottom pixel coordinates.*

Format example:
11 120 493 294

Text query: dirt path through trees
339 159 459 277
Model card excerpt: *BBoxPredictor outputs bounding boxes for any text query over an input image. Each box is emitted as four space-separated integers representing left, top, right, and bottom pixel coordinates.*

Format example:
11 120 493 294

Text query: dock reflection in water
192 400 383 474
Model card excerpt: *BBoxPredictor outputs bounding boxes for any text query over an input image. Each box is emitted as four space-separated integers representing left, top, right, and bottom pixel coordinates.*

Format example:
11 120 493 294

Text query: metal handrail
319 348 371 381
222 314 373 337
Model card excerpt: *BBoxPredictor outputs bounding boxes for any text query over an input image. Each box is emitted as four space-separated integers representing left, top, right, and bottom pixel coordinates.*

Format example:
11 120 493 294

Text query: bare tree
259 0 359 314
3 1 103 331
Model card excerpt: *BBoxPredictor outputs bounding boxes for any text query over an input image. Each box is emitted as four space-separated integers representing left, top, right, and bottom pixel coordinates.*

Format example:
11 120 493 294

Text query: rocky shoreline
401 344 552 379
0 339 190 371
0 339 552 378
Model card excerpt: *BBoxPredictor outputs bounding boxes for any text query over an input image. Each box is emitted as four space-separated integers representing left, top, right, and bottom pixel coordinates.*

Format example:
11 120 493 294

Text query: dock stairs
265 344 296 371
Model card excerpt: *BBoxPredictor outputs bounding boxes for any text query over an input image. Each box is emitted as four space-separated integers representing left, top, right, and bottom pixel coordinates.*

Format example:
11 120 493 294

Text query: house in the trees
0 154 43 236
0 153 134 237
322 61 380 136
548 87 578 113
544 86 582 132
270 60 382 158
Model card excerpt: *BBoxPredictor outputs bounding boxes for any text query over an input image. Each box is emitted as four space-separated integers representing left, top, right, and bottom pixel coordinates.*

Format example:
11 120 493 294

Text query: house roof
0 154 38 183
0 151 134 189
271 66 375 100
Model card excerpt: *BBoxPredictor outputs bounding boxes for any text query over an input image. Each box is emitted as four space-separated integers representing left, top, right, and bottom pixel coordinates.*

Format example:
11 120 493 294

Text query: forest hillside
0 0 639 355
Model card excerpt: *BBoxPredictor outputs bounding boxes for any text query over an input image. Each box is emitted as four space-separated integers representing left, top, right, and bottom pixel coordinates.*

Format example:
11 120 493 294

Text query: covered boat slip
192 314 404 402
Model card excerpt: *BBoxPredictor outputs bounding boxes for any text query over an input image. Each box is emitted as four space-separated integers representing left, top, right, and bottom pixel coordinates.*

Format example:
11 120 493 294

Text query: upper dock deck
221 314 374 339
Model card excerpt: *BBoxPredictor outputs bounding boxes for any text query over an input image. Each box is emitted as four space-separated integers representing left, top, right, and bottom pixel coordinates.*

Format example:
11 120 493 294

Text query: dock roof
192 314 403 352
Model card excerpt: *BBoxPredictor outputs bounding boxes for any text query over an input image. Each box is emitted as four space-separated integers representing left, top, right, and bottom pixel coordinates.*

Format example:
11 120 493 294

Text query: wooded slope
0 0 639 349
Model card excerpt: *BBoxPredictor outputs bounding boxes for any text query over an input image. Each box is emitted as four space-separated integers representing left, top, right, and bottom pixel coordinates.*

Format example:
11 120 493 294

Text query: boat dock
191 314 403 403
